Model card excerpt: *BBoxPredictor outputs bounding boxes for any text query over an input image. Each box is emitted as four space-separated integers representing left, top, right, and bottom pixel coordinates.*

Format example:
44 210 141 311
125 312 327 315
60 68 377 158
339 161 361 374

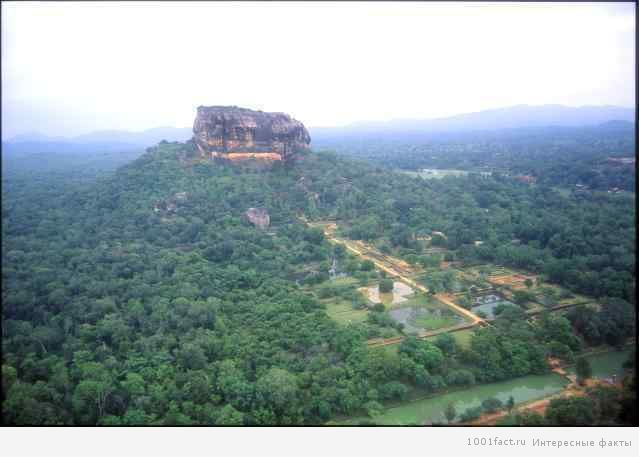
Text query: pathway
303 219 488 347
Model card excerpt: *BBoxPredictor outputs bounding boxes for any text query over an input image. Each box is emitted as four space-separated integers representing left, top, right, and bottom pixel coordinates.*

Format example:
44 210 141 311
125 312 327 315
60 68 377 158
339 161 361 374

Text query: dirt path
435 293 487 325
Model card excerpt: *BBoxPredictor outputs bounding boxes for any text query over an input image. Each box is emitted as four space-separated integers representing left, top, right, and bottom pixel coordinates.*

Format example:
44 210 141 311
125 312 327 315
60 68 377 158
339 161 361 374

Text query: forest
1 140 636 425
314 121 636 191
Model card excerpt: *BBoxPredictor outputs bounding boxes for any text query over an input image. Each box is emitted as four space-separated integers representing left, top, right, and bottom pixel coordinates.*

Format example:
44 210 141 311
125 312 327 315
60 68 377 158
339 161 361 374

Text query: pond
566 347 633 380
339 372 569 425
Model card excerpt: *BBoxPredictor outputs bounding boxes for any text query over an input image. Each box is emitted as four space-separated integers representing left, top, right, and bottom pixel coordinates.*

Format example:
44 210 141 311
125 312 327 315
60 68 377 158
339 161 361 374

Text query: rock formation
193 106 311 163
245 207 270 229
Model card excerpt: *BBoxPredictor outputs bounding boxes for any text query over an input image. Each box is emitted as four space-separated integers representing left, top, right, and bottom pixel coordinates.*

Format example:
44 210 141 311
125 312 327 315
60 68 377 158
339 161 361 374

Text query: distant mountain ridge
4 126 192 149
312 104 635 138
4 105 635 152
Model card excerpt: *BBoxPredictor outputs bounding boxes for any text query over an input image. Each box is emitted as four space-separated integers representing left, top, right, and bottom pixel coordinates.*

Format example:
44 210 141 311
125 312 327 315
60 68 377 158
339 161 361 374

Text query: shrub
445 369 476 386
481 397 503 413
378 381 409 401
459 406 483 422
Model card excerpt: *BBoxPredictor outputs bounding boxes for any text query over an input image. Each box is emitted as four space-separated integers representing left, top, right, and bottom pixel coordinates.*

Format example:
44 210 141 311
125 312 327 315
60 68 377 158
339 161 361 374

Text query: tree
379 278 394 293
121 372 146 399
364 400 384 418
378 381 408 401
434 333 457 356
513 290 535 305
360 260 375 271
72 379 113 425
458 295 472 310
545 397 596 426
177 343 207 370
256 368 299 414
444 402 456 424
459 406 483 422
575 357 592 386
524 278 534 288
414 343 444 371
215 404 244 425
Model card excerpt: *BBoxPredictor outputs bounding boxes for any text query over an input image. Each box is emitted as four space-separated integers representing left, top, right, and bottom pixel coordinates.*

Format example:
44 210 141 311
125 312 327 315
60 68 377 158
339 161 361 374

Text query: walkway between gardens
302 219 488 347
434 293 487 326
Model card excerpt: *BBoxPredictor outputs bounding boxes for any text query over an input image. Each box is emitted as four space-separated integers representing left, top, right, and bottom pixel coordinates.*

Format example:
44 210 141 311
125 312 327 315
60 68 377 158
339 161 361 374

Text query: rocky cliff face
193 106 311 162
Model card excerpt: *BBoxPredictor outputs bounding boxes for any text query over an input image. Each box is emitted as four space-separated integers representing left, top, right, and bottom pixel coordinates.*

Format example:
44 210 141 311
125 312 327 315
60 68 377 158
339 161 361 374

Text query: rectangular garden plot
471 293 518 319
387 294 472 335
324 299 369 325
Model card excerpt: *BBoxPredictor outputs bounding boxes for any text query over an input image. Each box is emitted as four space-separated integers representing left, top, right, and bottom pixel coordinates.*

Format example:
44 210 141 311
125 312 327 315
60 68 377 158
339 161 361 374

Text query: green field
312 277 372 325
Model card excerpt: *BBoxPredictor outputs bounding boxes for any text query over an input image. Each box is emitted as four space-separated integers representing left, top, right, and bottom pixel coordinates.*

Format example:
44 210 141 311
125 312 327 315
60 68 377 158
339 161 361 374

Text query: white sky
1 1 636 138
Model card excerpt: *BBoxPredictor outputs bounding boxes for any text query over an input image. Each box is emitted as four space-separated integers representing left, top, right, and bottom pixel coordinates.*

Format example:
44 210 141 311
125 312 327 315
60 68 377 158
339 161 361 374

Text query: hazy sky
1 1 635 138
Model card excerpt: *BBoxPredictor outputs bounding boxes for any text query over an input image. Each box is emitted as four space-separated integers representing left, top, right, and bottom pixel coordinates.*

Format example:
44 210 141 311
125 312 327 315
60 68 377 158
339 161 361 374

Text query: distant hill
71 126 192 146
3 126 192 156
2 140 143 156
311 104 635 139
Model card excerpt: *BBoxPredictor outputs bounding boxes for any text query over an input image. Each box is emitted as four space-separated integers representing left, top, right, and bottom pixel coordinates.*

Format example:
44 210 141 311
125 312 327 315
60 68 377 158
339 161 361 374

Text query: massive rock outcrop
193 106 311 163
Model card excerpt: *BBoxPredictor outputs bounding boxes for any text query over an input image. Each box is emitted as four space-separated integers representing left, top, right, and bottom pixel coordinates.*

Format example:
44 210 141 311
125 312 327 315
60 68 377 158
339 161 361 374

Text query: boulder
245 207 270 229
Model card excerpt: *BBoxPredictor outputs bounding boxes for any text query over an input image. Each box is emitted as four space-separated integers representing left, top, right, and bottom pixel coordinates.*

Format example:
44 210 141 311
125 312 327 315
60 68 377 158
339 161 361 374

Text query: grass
311 276 371 325
325 298 368 324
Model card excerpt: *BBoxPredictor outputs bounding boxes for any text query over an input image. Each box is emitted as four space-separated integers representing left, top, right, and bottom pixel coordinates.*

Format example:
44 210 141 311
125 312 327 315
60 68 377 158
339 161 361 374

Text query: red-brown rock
193 106 311 162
